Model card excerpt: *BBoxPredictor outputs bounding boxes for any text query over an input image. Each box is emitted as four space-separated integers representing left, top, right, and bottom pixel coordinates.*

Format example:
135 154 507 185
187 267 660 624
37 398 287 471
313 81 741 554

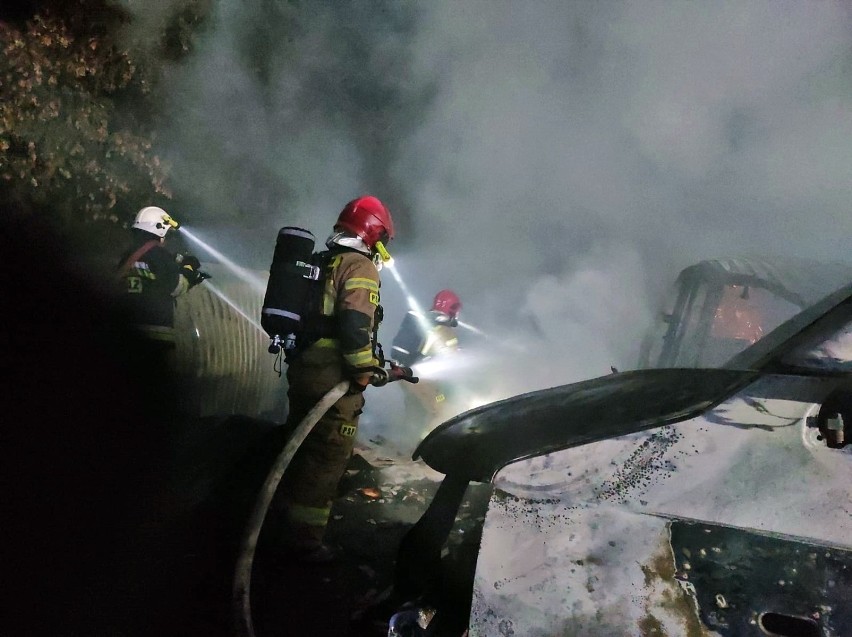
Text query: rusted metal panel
470 503 716 636
471 375 851 635
669 521 850 636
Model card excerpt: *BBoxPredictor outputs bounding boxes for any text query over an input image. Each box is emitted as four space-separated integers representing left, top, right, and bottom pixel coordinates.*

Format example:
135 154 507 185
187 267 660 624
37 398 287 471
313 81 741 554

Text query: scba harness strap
291 251 336 352
116 240 160 281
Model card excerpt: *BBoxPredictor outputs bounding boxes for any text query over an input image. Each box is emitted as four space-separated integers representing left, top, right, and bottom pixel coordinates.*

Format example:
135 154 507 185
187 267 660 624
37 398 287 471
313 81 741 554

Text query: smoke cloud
126 1 852 447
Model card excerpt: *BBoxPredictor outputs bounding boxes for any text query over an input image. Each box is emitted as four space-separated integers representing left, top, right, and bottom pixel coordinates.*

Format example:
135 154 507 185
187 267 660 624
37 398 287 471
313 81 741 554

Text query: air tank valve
268 333 297 355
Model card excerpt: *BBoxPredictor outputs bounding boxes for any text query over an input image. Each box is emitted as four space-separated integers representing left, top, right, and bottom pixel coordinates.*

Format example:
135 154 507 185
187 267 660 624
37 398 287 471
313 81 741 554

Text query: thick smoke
125 1 852 447
382 2 852 412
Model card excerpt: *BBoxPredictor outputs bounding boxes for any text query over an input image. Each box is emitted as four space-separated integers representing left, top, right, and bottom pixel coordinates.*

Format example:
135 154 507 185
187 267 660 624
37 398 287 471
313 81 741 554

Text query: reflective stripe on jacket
320 250 381 372
421 324 459 358
117 240 184 332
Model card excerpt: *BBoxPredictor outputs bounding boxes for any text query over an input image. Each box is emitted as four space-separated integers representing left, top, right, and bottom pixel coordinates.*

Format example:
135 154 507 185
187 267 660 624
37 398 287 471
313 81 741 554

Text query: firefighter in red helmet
432 289 462 327
392 289 461 366
271 195 395 563
391 289 462 437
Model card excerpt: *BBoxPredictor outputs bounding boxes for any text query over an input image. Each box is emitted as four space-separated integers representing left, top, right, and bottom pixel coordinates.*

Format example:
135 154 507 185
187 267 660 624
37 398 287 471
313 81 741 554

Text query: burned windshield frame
641 267 808 369
724 283 852 373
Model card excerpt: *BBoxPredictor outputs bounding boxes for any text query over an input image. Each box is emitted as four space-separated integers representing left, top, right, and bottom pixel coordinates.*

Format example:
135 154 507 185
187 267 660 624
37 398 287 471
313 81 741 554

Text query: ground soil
253 470 441 636
165 427 486 637
250 441 489 637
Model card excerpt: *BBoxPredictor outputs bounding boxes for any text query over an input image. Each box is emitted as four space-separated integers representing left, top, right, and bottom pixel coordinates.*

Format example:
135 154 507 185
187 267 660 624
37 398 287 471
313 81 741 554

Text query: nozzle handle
394 364 418 384
368 363 418 386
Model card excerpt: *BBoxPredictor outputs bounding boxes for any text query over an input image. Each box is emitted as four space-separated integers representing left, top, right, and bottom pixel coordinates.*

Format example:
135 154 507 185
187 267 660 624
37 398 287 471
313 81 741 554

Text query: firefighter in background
391 289 462 436
272 195 396 563
116 206 208 353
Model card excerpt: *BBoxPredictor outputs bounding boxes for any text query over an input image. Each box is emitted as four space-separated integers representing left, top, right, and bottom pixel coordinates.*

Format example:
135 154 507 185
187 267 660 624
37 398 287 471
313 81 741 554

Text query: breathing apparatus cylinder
261 227 318 353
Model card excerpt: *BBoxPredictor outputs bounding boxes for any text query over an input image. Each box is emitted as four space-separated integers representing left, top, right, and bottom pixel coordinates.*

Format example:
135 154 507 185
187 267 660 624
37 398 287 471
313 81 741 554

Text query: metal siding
173 267 285 418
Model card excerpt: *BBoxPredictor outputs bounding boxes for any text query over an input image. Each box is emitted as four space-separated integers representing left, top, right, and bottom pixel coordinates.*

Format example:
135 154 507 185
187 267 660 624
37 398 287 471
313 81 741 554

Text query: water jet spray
179 226 267 295
385 260 433 335
457 319 487 337
205 282 266 335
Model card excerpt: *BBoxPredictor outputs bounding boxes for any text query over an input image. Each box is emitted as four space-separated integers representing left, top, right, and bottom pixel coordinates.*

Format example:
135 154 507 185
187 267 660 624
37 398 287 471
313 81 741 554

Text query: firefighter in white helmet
116 206 208 350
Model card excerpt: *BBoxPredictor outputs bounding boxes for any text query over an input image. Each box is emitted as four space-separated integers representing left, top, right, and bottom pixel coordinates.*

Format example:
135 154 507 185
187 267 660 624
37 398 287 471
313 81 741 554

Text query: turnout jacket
116 235 192 343
391 310 459 367
311 247 382 374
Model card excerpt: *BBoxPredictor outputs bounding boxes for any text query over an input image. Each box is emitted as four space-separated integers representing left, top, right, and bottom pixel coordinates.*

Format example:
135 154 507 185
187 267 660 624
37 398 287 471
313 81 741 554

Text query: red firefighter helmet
432 289 462 319
335 195 395 249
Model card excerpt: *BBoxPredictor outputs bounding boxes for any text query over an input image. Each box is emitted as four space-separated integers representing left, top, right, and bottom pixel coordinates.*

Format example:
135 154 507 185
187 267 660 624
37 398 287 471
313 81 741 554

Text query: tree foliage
0 1 210 230
0 10 170 226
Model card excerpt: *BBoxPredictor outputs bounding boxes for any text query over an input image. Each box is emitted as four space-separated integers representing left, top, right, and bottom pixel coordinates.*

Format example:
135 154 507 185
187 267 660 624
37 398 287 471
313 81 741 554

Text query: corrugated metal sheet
173 265 286 419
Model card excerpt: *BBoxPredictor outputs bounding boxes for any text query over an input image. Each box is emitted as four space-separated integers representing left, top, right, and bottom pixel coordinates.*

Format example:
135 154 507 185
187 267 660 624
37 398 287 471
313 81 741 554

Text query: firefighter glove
182 265 208 288
181 254 201 270
348 373 372 394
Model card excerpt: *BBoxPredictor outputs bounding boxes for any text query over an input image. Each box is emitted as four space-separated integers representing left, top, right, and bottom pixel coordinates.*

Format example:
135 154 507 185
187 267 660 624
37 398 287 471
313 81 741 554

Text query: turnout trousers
273 343 364 551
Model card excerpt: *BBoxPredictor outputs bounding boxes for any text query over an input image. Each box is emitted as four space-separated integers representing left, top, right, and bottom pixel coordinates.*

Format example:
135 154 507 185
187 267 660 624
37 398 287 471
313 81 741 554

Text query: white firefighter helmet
132 206 178 238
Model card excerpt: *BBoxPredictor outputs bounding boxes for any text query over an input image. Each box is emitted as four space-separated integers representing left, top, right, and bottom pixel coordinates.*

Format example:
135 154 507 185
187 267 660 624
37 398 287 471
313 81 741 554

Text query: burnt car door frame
389 283 852 633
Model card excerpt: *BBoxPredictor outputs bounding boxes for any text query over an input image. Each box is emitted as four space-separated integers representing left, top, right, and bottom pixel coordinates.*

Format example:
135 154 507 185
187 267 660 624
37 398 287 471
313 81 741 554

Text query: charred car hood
413 368 756 482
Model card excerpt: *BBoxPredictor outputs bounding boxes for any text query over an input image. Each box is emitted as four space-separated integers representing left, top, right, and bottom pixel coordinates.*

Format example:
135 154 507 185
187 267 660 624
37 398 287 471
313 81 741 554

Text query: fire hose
233 363 417 637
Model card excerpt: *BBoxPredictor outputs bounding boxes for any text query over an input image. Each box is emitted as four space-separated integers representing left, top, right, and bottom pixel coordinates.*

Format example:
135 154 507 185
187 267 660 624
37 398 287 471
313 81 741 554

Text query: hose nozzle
369 361 418 386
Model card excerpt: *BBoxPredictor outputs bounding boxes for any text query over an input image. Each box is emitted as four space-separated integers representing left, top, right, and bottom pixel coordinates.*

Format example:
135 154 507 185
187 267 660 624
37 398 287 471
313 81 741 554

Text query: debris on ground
252 437 489 636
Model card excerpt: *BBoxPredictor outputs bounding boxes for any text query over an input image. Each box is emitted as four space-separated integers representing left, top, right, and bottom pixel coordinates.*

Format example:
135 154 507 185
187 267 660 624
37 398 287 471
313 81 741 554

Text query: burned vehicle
638 256 852 369
386 280 852 636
